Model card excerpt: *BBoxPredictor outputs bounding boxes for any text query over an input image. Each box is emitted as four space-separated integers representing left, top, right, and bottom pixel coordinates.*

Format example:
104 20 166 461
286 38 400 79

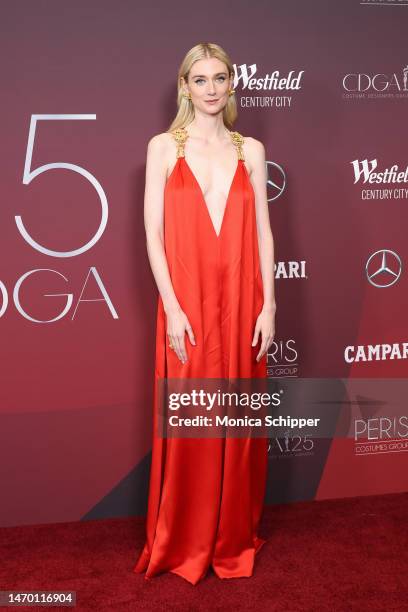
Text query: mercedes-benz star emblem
266 161 286 202
366 249 402 288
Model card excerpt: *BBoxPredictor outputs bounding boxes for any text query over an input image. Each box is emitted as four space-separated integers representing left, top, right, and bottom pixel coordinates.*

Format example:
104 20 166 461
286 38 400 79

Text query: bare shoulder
242 135 265 156
241 135 266 174
147 131 174 155
145 132 176 181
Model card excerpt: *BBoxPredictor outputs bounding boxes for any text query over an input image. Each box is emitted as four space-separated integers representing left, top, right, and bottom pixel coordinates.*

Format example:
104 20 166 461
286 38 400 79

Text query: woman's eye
194 77 226 85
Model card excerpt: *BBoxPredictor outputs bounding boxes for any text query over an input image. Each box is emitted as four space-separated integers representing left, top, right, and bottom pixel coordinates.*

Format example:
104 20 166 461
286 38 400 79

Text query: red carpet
1 492 407 611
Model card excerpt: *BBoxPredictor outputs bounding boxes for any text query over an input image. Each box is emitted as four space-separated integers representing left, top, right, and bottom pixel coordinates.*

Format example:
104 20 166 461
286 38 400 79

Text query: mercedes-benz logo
366 249 402 288
266 161 286 202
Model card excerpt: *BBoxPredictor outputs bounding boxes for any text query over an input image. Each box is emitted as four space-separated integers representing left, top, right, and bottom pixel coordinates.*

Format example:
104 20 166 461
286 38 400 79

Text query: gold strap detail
170 127 245 160
230 131 245 161
172 127 189 158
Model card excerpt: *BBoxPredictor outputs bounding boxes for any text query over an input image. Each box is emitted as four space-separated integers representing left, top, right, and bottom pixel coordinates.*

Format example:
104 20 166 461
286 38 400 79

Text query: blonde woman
134 42 276 585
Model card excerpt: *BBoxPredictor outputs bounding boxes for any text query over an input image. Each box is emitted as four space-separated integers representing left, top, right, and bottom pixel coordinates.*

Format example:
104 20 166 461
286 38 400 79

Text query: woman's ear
180 76 188 97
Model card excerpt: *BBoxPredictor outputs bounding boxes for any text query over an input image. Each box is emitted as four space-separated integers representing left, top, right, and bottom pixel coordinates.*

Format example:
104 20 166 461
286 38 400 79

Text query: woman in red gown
134 42 276 585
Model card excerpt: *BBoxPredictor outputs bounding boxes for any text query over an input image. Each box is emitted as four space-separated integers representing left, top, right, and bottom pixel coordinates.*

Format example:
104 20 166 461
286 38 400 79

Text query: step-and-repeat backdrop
1 0 407 527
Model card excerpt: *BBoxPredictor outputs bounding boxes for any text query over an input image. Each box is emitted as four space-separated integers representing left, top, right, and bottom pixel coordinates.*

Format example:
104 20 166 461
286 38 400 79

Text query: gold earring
183 92 192 100
228 89 235 96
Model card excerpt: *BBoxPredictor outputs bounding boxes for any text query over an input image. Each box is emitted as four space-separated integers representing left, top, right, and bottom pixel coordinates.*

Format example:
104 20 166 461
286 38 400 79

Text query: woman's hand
252 305 276 362
166 306 196 364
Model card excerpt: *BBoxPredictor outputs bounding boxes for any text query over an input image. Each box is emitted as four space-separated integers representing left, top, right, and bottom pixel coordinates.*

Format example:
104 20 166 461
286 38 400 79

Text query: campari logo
344 342 408 363
274 260 307 279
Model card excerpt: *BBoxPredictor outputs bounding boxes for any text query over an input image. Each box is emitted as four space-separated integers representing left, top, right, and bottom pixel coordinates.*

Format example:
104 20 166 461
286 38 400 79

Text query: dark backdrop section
0 0 407 526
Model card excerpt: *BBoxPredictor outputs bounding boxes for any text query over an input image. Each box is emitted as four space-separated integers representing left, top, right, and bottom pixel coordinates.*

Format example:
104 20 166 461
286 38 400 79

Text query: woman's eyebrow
191 72 228 78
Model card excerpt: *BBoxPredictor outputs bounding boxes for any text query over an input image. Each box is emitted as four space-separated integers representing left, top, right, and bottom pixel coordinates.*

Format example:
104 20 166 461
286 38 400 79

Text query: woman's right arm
144 134 195 363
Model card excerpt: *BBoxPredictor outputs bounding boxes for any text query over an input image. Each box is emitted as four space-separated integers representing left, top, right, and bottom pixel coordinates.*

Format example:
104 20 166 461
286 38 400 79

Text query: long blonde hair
167 42 237 133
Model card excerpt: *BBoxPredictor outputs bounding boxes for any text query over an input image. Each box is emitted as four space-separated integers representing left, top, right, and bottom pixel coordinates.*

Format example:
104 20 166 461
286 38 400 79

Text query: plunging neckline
182 156 240 239
166 128 243 240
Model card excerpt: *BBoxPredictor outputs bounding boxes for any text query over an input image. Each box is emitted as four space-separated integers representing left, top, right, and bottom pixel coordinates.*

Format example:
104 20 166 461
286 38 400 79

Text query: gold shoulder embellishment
172 127 188 158
230 131 245 160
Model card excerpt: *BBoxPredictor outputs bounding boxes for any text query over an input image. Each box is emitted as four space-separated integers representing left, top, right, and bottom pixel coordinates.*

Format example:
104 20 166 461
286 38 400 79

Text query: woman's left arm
246 137 277 362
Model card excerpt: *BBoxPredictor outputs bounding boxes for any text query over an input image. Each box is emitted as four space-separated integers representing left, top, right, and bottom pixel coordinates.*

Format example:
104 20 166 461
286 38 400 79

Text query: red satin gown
133 126 268 585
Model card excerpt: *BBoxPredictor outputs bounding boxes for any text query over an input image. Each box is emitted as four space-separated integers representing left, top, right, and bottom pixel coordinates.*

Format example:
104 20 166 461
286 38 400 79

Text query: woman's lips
205 99 219 104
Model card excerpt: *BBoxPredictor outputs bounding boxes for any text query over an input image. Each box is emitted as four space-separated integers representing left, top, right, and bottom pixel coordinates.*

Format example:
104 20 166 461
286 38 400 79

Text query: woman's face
182 57 233 115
